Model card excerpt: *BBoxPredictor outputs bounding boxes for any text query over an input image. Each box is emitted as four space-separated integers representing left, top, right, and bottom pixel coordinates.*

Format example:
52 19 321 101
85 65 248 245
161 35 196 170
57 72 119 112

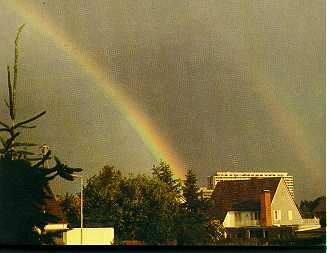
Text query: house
43 197 69 227
211 177 305 243
63 228 114 245
208 171 295 198
41 193 69 244
199 187 214 199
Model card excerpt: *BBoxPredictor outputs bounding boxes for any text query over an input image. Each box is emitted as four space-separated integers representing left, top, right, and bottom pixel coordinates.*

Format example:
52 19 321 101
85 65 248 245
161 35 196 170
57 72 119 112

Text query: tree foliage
0 25 81 245
58 193 81 228
0 24 45 161
152 159 182 194
183 169 200 212
206 218 226 244
300 196 326 218
80 162 225 245
84 166 123 228
174 169 221 245
83 165 181 244
0 159 57 244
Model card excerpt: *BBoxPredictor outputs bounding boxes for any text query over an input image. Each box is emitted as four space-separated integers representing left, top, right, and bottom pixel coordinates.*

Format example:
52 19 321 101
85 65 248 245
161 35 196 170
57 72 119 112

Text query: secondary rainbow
5 1 321 184
5 0 186 178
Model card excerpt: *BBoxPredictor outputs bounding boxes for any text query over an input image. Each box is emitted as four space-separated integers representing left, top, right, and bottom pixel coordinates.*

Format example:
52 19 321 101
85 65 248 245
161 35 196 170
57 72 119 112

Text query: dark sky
0 0 325 201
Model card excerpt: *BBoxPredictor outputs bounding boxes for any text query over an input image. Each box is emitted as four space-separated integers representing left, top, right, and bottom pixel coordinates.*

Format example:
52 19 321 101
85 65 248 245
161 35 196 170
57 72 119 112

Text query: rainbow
237 27 322 182
249 69 319 169
4 1 186 178
245 66 323 194
4 1 322 186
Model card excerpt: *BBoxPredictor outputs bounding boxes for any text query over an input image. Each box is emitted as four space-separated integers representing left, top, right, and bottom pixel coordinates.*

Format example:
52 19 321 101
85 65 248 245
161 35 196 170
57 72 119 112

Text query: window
288 210 293 220
273 210 281 220
251 212 260 220
235 212 241 222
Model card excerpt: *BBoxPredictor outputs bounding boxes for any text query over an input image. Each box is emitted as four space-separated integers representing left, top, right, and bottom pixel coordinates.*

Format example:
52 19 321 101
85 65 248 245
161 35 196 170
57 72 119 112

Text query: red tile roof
211 177 281 219
44 198 68 224
43 187 68 224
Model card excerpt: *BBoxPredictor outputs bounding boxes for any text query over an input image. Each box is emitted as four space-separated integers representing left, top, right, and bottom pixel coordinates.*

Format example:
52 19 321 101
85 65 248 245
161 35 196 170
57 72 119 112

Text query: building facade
211 177 303 229
199 187 214 199
208 171 294 198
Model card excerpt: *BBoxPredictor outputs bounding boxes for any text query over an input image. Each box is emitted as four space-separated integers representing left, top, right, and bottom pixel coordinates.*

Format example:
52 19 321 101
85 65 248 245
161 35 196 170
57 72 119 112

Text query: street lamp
72 174 83 245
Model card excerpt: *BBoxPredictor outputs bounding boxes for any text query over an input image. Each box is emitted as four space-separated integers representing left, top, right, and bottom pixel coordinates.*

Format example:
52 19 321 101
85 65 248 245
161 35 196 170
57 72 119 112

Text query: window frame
273 210 281 220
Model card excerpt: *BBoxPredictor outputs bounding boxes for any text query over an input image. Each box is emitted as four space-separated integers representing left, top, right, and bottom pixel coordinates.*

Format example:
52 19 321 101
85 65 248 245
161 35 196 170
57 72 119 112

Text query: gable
271 179 303 225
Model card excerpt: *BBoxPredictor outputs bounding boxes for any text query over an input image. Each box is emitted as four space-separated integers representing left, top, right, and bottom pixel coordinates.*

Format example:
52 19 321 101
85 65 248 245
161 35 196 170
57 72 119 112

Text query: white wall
63 228 114 245
223 211 260 228
271 180 303 226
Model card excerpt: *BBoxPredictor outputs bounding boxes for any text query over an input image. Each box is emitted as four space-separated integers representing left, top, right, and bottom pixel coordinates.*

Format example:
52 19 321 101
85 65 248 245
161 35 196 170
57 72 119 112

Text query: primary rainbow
4 1 321 185
5 0 186 178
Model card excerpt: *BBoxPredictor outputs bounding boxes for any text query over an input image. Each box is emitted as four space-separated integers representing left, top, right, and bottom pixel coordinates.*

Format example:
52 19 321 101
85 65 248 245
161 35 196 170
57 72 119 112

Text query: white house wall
270 180 303 226
63 228 114 245
223 211 260 228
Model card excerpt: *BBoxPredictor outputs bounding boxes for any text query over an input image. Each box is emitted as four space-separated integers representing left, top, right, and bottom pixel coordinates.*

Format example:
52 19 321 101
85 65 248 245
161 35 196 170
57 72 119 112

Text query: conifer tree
0 25 81 245
183 169 200 212
152 159 182 194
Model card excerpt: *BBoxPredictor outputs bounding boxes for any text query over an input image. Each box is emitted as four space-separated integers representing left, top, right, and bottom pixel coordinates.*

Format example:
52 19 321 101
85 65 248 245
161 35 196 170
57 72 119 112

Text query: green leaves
183 169 201 212
83 165 181 244
75 162 226 245
206 218 226 243
58 194 81 228
152 159 182 194
52 156 82 181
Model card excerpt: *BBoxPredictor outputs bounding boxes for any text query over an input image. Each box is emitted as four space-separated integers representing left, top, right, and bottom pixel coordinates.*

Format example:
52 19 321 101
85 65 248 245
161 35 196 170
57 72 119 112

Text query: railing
236 220 260 227
302 217 320 225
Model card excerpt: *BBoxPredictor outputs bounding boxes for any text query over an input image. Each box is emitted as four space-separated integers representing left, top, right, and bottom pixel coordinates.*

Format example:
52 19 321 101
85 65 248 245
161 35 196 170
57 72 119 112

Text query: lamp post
72 174 83 245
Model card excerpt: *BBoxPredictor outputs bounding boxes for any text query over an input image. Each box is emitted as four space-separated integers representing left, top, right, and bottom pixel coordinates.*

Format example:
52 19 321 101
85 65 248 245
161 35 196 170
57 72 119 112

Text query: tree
84 165 123 228
300 196 326 227
206 218 226 244
84 165 181 244
0 25 81 245
118 175 180 244
300 196 325 218
58 193 80 228
183 169 200 212
174 169 216 245
152 159 182 194
82 162 225 245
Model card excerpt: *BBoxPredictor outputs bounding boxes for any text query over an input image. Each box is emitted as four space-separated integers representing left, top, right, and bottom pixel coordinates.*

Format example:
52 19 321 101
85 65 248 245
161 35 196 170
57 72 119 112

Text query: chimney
260 190 272 226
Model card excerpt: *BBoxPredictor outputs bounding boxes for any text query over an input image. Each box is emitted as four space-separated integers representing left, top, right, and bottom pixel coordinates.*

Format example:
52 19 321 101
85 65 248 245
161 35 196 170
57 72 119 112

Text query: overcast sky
0 0 325 201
